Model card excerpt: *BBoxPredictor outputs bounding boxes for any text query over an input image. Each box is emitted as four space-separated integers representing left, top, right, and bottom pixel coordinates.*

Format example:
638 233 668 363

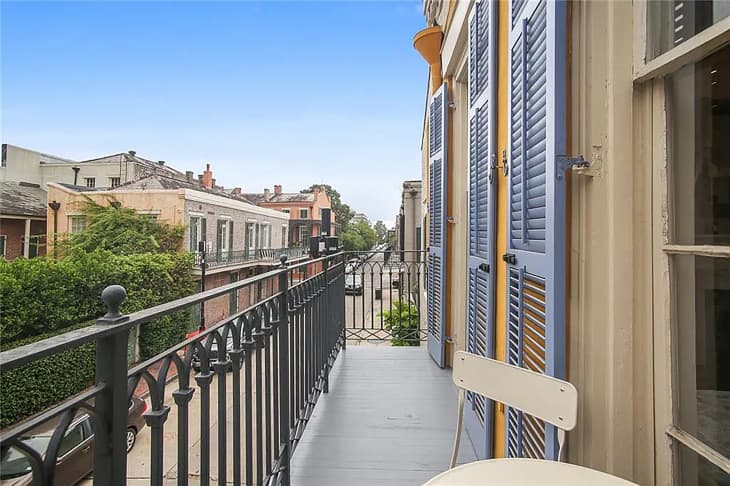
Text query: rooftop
0 181 48 218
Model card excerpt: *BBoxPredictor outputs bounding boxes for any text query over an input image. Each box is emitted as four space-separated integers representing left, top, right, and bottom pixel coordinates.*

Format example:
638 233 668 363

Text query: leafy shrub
0 320 95 428
0 251 195 426
378 299 420 346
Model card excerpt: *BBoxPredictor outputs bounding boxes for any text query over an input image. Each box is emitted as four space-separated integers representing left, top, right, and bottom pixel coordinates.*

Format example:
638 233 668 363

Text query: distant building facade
46 167 302 326
0 181 47 260
244 185 334 246
395 180 423 260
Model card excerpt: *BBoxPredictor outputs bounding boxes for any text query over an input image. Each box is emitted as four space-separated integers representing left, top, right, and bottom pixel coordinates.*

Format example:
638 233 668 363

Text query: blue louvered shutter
427 83 448 368
464 0 496 460
506 0 567 461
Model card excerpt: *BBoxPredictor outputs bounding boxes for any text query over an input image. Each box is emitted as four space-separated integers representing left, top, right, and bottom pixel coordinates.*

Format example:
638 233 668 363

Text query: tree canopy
373 220 387 243
65 199 185 255
340 220 378 252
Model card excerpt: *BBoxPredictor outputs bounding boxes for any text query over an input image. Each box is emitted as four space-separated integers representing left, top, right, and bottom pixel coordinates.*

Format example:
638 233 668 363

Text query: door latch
557 155 590 179
478 263 490 273
502 253 517 265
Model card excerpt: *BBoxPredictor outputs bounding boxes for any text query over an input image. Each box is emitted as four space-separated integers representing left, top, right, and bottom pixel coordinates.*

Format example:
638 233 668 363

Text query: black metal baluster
243 315 254 486
195 366 213 486
172 367 194 486
229 319 243 486
214 340 229 486
277 257 291 486
254 310 265 485
262 306 273 476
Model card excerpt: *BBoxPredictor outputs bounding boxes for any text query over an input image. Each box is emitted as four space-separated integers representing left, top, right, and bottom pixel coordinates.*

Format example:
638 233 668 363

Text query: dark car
0 397 147 486
192 331 235 371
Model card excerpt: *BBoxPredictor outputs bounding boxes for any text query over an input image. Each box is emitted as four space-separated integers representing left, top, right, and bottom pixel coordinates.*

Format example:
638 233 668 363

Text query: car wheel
126 427 137 453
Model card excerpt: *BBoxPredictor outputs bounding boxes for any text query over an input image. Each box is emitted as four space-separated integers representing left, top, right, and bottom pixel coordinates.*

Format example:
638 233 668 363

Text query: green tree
340 220 378 252
374 220 387 243
66 199 184 255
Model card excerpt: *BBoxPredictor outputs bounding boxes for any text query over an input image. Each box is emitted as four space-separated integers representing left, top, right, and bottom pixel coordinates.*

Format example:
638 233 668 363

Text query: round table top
422 459 639 486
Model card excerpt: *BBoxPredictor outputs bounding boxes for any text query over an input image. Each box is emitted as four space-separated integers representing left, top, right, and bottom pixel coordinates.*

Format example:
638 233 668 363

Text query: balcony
193 247 309 272
0 251 470 485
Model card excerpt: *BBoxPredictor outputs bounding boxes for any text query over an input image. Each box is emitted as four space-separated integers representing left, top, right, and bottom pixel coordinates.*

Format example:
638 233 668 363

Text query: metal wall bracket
446 216 456 224
557 155 590 179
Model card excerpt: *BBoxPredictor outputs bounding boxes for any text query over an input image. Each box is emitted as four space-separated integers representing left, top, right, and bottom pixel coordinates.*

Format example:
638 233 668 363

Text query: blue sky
1 1 427 226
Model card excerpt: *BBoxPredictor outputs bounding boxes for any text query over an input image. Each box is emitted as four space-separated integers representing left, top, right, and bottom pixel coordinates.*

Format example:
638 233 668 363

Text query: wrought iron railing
193 247 308 269
0 253 345 486
342 250 427 345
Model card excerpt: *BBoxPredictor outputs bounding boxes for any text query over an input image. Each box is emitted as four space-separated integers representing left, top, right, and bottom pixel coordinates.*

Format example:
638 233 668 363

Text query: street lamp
48 200 61 259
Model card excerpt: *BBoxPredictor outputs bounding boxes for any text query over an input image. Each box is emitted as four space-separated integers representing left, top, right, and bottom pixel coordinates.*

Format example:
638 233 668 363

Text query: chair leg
450 388 466 469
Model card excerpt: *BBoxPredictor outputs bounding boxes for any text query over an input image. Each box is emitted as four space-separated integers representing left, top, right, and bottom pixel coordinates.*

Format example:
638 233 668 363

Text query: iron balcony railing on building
342 250 427 345
194 247 308 270
0 253 345 486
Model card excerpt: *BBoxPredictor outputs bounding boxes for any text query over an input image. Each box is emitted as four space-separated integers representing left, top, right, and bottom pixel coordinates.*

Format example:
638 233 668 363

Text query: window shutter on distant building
464 0 497 460
506 0 567 461
427 82 448 368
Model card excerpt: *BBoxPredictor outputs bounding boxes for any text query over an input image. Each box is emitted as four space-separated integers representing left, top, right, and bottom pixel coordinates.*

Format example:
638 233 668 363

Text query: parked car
345 273 363 295
192 330 235 371
0 397 147 485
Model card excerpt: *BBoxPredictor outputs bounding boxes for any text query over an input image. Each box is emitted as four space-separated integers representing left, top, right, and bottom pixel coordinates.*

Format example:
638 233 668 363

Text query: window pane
648 1 730 60
59 423 84 456
678 442 730 486
673 254 730 463
669 45 730 245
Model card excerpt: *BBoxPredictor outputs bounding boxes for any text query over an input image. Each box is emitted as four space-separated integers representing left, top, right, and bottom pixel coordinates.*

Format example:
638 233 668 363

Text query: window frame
299 208 309 219
110 177 121 188
634 1 730 480
84 177 95 188
69 216 87 234
0 235 6 257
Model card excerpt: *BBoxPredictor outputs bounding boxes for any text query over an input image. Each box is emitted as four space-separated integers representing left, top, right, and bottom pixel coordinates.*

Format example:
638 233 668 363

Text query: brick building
0 181 47 259
243 185 334 246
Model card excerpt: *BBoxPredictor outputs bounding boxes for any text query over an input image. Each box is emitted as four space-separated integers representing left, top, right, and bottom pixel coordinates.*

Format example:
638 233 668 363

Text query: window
0 235 5 258
189 216 204 252
300 208 308 219
110 177 121 187
85 177 95 188
647 1 730 60
246 222 256 255
59 422 85 457
230 272 239 314
282 225 288 248
69 216 87 234
663 45 730 484
1 144 6 167
282 208 290 214
300 226 311 245
217 219 231 257
259 224 271 249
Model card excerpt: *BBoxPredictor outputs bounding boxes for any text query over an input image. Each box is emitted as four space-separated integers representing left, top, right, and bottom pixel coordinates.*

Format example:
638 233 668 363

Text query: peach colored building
243 185 334 246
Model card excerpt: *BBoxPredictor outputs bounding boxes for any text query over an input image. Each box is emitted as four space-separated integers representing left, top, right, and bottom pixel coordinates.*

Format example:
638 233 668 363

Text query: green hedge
0 251 196 427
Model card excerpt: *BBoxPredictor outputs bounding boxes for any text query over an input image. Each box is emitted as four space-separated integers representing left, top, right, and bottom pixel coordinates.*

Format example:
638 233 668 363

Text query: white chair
450 350 578 468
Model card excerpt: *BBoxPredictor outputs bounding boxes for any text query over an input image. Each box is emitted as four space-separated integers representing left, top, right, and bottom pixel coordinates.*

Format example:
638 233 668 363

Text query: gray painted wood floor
290 346 477 486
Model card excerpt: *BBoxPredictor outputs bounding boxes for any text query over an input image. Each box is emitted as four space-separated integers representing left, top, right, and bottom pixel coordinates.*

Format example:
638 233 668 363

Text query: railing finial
98 285 129 324
280 254 288 267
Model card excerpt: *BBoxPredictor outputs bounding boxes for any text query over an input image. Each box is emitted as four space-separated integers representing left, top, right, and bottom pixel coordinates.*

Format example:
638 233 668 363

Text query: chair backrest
452 351 577 432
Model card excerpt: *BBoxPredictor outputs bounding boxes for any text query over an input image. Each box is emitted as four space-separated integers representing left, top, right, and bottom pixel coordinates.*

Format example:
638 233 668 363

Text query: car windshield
0 436 51 479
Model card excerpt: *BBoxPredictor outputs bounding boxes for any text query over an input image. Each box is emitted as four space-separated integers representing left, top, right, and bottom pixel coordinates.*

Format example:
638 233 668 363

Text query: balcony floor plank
290 346 477 485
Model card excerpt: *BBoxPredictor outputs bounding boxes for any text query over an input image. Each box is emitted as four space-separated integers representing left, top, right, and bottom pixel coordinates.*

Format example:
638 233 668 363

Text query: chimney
186 171 194 182
158 160 165 166
232 187 242 195
128 150 136 157
274 184 282 195
202 163 213 189
264 188 271 201
313 186 320 194
211 178 217 187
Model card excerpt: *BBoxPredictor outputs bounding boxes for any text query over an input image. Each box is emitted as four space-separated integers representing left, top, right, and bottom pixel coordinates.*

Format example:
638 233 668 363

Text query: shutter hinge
502 253 517 265
446 216 456 224
557 155 590 179
445 336 454 344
